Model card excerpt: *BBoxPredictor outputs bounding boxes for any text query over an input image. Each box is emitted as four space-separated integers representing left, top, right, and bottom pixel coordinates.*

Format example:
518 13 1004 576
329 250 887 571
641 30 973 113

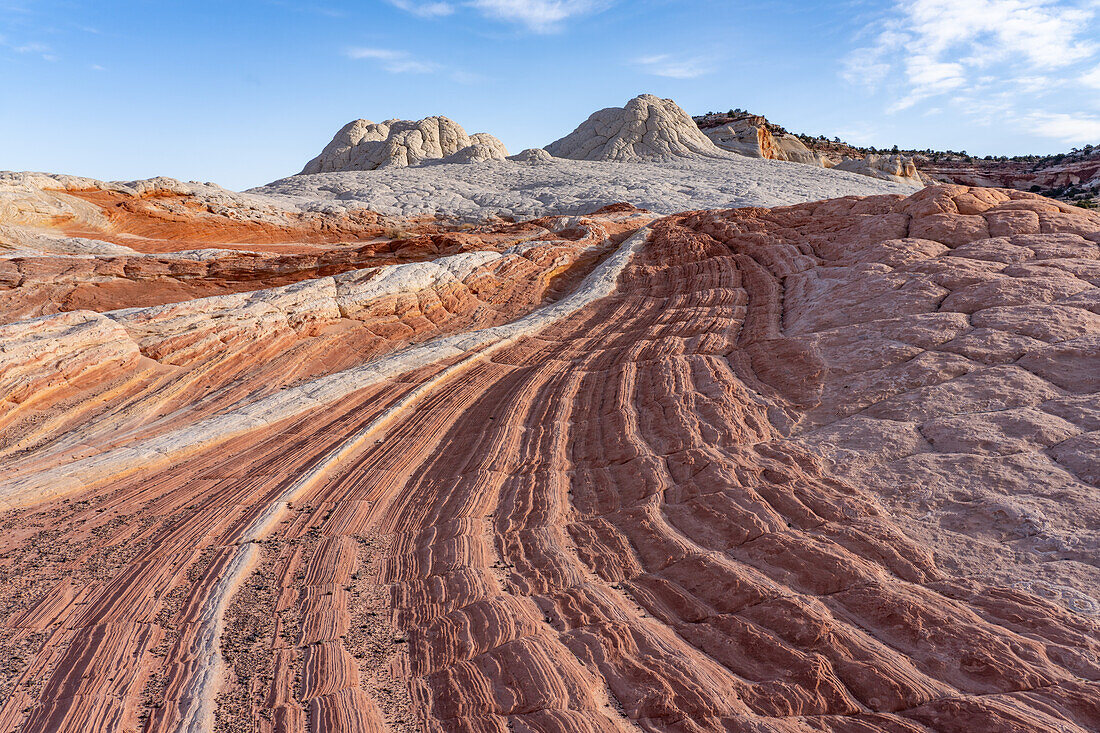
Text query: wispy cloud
467 0 611 32
386 0 611 32
344 46 481 83
1083 63 1100 89
345 47 439 73
633 53 712 79
1025 112 1100 144
844 0 1099 110
3 38 57 61
386 0 455 18
842 0 1100 146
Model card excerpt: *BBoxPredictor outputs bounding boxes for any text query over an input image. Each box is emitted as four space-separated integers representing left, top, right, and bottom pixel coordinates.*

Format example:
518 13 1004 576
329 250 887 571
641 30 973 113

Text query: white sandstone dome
301 116 509 173
545 94 730 162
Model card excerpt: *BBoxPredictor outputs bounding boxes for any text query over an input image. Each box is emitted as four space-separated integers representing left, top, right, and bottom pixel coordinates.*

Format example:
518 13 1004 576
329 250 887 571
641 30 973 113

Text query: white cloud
385 0 611 32
386 0 455 17
467 0 610 32
842 0 1100 154
1083 63 1100 89
633 53 712 79
1026 112 1100 143
344 46 481 83
840 43 893 87
903 0 1095 68
4 39 56 61
12 41 48 53
844 0 1099 111
889 54 966 108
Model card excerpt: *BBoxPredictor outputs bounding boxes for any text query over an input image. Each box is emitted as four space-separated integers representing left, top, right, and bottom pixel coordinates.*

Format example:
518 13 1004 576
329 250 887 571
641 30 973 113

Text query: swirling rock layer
0 185 1098 733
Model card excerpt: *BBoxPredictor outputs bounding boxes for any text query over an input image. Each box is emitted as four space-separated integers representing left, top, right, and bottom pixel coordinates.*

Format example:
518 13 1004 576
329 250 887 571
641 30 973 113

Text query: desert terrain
1 95 1097 733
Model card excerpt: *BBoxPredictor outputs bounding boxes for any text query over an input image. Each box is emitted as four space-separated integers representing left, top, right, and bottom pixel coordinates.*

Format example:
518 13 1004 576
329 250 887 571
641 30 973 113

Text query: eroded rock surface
260 155 916 221
700 113 827 167
695 112 925 189
835 153 925 187
0 184 1097 733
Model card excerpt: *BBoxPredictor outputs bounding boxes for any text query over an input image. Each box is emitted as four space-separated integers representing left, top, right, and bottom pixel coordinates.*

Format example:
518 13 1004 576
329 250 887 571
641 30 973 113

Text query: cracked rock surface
259 155 916 221
546 94 728 162
301 117 509 174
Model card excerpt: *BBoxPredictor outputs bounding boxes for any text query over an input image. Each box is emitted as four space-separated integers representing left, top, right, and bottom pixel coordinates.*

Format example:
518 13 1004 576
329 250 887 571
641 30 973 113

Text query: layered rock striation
695 111 926 188
0 182 1097 732
919 148 1100 205
699 112 828 167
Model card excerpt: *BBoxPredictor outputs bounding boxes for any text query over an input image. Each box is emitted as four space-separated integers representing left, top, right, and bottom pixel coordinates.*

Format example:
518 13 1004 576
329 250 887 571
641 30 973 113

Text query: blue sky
2 0 1099 190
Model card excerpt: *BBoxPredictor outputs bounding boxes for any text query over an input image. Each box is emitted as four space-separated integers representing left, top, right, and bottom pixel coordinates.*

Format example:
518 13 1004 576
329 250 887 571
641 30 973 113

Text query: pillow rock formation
274 95 921 221
546 94 730 162
301 116 508 173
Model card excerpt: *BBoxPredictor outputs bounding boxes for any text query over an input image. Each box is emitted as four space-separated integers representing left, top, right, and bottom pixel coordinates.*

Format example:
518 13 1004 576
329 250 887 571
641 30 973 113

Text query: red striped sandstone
0 184 1097 732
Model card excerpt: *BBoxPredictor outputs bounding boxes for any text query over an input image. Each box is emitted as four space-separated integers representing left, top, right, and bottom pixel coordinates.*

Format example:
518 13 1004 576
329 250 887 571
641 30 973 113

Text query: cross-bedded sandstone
0 184 1096 733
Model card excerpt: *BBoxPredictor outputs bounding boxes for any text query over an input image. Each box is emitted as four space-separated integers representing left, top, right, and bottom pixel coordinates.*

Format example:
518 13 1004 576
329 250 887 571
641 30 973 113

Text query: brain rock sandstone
546 93 732 162
301 116 509 173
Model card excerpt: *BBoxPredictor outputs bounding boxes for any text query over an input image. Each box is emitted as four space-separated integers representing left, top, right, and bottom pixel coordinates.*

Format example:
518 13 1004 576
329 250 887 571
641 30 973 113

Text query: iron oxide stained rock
0 180 1097 732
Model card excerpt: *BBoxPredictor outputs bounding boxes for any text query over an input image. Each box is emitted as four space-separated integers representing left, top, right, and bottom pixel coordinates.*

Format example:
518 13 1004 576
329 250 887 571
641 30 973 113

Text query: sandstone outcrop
695 111 1099 206
696 112 816 160
920 148 1100 205
0 181 1097 732
301 117 509 174
0 171 400 255
261 97 922 220
835 153 925 187
696 112 932 192
700 114 829 168
546 94 730 162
